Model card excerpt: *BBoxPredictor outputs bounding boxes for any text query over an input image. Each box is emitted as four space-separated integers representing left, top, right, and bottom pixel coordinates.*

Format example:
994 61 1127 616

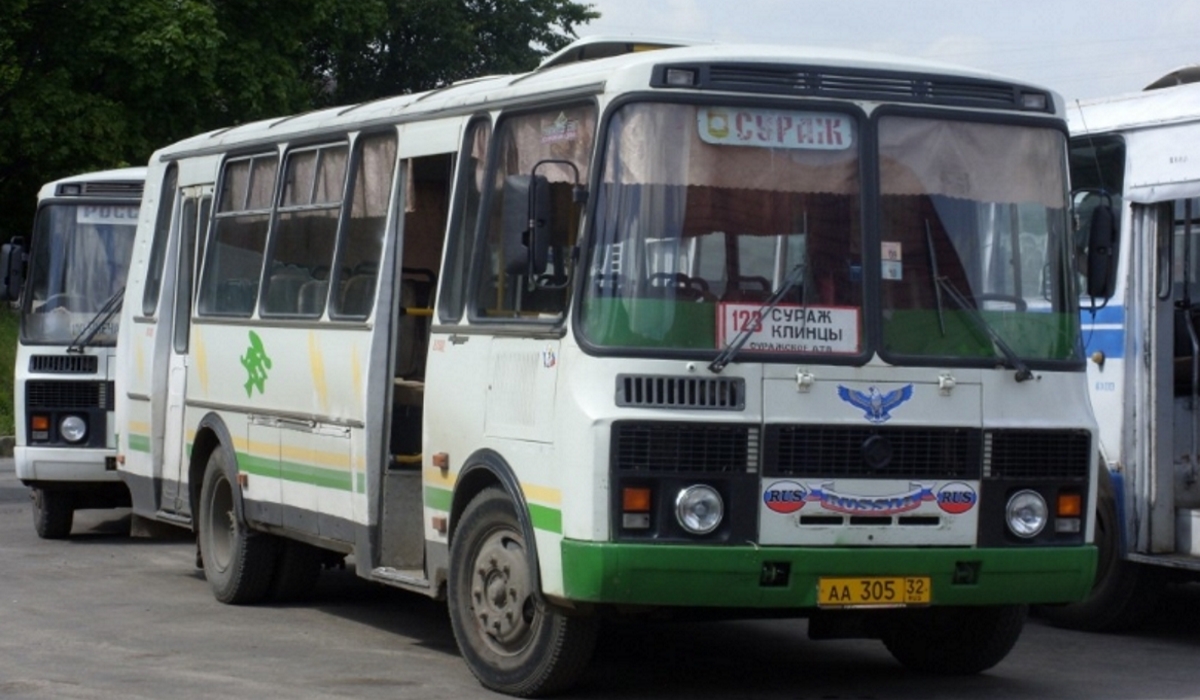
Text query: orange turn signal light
622 486 652 513
1057 492 1082 517
31 415 49 431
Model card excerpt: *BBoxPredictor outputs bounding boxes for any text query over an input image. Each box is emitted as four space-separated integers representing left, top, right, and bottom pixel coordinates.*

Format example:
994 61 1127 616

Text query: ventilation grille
26 381 113 410
29 355 98 374
57 180 144 198
616 375 745 410
985 429 1092 480
668 63 1039 112
763 425 982 480
613 421 758 474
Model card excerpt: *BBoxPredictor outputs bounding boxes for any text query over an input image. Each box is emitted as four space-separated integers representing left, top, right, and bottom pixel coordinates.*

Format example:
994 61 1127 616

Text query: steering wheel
37 293 86 313
648 272 715 301
975 293 1028 312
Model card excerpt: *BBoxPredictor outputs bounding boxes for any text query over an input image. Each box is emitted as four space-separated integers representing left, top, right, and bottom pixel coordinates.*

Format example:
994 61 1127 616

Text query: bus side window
331 132 397 320
439 119 491 323
261 143 348 317
471 104 594 321
142 164 178 317
198 154 278 317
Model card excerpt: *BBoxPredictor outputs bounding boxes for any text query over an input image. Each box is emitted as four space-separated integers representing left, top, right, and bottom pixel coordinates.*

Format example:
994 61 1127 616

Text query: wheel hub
470 531 534 652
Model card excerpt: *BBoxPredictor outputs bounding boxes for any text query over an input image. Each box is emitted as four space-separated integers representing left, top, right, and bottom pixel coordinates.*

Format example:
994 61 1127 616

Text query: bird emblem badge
836 384 914 424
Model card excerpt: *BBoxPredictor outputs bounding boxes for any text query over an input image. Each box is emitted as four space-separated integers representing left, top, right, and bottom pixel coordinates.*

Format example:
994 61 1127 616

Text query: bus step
370 566 431 590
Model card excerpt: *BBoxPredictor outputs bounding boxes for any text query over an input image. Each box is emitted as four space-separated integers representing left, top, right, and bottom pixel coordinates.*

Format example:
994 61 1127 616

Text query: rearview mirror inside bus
0 237 27 302
1086 204 1117 299
502 174 551 278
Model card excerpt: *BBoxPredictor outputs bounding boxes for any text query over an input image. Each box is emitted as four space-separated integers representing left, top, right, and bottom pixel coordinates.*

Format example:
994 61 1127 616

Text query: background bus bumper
15 446 120 483
560 541 1097 607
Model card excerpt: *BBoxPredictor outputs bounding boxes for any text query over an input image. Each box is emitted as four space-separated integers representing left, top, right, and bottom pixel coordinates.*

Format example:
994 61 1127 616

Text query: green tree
0 0 596 241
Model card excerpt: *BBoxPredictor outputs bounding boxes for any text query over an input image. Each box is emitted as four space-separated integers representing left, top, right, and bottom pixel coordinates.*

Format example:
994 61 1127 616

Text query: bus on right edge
1055 69 1200 631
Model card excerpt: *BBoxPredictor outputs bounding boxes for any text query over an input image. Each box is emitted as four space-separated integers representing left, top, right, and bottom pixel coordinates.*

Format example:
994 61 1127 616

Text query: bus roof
1069 81 1200 136
153 39 1062 162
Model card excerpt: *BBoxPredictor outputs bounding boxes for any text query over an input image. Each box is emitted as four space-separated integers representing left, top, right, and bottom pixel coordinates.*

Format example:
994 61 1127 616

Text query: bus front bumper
15 446 120 483
560 541 1097 608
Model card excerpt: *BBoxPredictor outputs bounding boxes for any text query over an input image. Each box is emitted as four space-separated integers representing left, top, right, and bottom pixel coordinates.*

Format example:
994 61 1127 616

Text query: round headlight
60 415 87 444
675 485 724 535
1005 489 1047 538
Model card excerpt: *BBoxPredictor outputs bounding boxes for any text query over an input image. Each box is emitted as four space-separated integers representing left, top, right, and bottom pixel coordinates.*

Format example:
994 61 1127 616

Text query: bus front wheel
197 450 278 604
447 487 597 697
881 604 1026 675
31 487 73 539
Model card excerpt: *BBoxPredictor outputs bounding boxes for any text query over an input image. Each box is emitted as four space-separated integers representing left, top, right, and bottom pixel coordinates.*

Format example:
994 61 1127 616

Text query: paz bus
115 37 1100 695
0 167 144 538
1049 72 1200 631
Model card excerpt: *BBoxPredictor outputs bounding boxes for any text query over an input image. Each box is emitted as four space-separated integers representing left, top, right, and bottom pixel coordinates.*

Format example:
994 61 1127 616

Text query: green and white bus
116 38 1100 695
1 167 143 538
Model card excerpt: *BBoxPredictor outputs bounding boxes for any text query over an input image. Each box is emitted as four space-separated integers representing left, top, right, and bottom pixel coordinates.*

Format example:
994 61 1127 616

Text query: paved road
3 457 1200 699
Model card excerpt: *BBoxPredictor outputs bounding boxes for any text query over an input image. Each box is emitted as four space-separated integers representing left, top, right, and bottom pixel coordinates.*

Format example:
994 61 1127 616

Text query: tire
447 488 597 697
269 540 324 602
1038 467 1164 632
31 487 73 540
197 450 279 604
882 604 1026 675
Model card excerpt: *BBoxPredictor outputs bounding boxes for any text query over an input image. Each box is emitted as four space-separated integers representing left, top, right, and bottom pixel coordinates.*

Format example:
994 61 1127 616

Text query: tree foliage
0 0 596 239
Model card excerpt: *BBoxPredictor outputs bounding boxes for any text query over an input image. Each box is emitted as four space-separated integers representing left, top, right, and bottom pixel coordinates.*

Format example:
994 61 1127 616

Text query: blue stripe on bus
1080 304 1124 326
1082 327 1124 359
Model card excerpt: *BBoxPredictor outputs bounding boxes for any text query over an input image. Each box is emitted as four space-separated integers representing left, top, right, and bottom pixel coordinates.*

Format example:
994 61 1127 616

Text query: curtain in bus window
879 118 1065 207
332 132 397 319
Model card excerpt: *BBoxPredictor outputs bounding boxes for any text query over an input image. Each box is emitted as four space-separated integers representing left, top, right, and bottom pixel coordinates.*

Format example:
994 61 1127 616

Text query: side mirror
0 237 27 302
1086 204 1117 299
502 174 551 277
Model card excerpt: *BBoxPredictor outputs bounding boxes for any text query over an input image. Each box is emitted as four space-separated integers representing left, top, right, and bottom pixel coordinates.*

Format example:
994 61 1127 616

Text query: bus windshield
582 102 864 354
581 102 1081 365
22 202 139 345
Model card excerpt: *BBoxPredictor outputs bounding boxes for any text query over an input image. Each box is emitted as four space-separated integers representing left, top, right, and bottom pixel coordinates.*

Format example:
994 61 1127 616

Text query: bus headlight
60 415 87 444
675 485 723 535
1005 489 1047 538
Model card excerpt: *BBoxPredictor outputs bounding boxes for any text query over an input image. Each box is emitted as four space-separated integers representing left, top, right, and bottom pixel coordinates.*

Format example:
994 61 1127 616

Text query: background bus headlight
59 415 87 444
675 485 723 535
1006 489 1047 538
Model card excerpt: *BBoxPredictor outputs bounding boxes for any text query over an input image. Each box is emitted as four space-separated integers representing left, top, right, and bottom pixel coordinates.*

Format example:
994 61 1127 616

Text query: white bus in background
1047 72 1200 631
116 37 1101 695
0 167 145 538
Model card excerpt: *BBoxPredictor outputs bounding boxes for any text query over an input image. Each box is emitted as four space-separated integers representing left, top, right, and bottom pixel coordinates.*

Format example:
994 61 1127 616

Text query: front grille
26 380 113 410
613 421 758 474
763 425 982 479
616 374 744 410
986 429 1092 480
29 354 98 374
658 63 1046 112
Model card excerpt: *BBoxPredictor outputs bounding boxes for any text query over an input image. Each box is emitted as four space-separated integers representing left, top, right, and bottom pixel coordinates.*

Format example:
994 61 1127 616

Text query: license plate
817 576 931 607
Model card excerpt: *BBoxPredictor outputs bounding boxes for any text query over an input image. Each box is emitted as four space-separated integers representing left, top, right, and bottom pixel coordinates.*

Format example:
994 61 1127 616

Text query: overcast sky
577 0 1199 101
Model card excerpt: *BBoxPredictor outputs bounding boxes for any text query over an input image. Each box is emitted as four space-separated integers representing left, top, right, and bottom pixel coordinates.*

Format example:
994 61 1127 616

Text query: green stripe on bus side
128 434 151 453
237 451 354 491
423 485 562 534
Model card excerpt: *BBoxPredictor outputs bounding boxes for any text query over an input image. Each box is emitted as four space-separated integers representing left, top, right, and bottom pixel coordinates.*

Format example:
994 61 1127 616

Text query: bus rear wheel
881 604 1026 675
197 450 278 604
447 488 597 697
31 487 73 539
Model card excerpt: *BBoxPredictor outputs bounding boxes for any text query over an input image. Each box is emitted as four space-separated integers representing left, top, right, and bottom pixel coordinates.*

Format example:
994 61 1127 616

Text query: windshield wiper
67 287 124 354
933 276 1034 382
708 263 805 374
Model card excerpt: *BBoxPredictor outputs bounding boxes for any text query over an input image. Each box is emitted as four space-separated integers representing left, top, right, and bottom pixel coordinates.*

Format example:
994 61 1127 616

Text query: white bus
0 167 144 538
1049 74 1200 631
116 38 1101 695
